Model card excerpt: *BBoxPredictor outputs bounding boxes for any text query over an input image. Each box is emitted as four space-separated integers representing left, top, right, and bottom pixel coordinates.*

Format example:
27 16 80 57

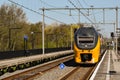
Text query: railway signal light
111 32 114 38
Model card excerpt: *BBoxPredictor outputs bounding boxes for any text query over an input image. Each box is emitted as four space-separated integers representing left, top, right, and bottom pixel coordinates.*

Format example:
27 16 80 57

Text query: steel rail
59 67 80 80
59 50 106 80
2 55 74 80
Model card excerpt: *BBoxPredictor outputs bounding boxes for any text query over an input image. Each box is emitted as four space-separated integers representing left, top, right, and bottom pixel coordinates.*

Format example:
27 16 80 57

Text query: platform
91 50 120 80
0 50 73 69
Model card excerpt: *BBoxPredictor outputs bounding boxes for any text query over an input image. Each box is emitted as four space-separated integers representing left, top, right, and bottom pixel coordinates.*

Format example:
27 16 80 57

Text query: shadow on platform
63 59 96 67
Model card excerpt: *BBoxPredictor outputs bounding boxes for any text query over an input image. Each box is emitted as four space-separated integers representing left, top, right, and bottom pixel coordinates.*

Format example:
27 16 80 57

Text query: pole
103 9 105 23
116 7 118 54
31 32 34 49
78 9 80 24
71 25 72 50
9 29 11 50
42 8 45 54
24 38 25 55
114 23 115 51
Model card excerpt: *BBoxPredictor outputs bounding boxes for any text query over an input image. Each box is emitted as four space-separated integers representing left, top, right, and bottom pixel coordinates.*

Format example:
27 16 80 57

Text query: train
74 27 102 64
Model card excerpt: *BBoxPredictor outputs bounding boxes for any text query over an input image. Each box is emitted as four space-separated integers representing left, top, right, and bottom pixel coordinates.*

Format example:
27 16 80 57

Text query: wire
92 9 97 26
68 0 94 24
40 0 79 23
71 16 77 23
39 0 72 17
83 0 90 7
39 0 78 23
76 0 84 8
47 10 69 16
93 10 97 23
39 0 56 8
8 0 65 24
48 10 78 23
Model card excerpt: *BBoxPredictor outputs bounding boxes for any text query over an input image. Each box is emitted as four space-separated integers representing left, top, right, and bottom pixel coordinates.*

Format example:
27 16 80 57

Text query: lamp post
8 27 21 50
42 8 45 54
24 35 28 56
31 32 34 49
116 7 118 54
31 31 41 49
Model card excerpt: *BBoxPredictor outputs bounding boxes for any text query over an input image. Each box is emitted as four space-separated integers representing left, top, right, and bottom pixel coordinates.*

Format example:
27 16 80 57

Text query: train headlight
85 45 87 47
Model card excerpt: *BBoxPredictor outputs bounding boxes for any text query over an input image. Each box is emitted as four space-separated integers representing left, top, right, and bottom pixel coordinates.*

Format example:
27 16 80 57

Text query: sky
0 0 120 38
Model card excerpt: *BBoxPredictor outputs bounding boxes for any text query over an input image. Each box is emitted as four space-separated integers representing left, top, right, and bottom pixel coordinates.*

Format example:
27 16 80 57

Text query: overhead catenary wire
75 0 91 23
48 10 103 17
47 9 69 16
68 0 94 24
8 0 65 24
83 0 90 7
39 0 73 15
75 0 91 18
76 0 84 8
40 0 79 24
91 7 97 25
71 15 78 23
39 0 56 8
46 9 78 24
39 0 70 16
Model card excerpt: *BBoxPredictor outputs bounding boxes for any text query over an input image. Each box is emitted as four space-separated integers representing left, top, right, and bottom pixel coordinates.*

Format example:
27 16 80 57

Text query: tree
0 4 26 51
0 4 26 27
29 22 42 49
44 23 80 48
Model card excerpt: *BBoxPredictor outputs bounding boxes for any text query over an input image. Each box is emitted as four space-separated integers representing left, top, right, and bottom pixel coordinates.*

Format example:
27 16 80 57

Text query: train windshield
74 27 98 49
76 27 96 37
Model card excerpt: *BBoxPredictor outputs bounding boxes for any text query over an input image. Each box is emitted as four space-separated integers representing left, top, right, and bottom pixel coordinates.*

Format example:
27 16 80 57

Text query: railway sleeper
8 65 17 72
0 69 4 76
25 62 31 68
17 64 25 70
31 61 39 66
2 67 8 74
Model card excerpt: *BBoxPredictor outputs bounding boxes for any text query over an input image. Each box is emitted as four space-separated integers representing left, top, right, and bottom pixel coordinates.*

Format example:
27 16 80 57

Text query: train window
78 37 94 43
76 27 96 37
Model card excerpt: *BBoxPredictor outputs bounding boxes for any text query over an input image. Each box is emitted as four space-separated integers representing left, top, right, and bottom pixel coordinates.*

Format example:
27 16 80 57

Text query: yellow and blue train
74 27 102 64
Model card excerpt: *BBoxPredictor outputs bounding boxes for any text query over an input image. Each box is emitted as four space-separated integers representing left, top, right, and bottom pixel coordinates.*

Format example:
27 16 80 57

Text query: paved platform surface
0 50 73 69
94 50 120 80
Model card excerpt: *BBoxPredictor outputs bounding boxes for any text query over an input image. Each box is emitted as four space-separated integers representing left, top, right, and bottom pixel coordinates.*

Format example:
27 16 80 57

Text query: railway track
59 64 96 80
2 55 74 80
59 50 106 80
2 50 106 80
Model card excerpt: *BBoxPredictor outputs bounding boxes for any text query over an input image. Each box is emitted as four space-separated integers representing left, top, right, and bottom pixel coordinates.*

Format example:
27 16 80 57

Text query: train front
74 27 100 64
